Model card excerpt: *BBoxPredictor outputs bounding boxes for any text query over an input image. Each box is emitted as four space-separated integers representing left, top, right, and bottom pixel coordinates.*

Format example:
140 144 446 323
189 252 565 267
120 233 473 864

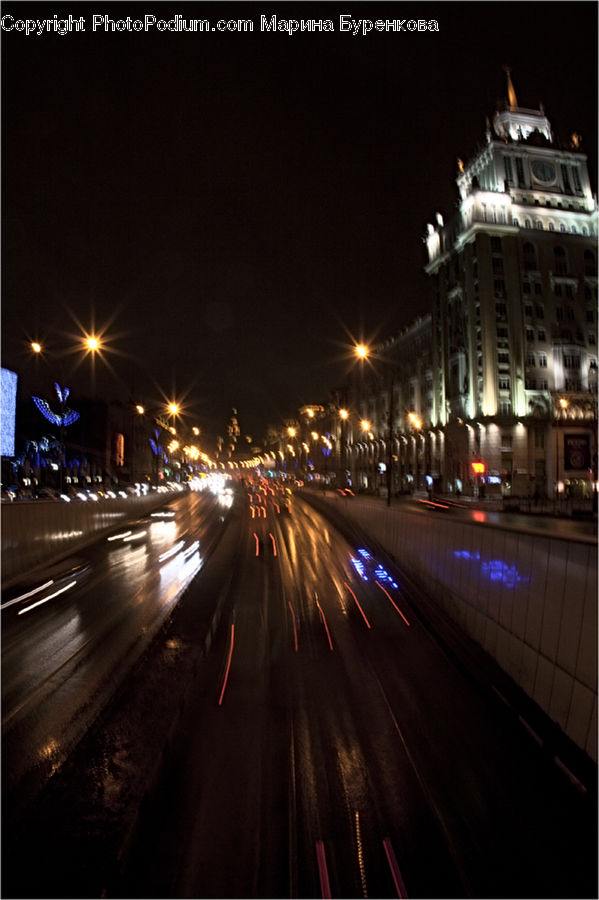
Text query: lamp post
408 412 422 493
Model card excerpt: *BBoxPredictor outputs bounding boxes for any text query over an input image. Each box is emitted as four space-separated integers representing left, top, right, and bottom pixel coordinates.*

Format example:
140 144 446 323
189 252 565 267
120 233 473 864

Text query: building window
566 285 574 298
496 302 507 316
525 218 532 229
566 306 575 320
499 401 512 415
516 157 525 185
553 246 567 274
562 329 573 341
493 257 504 274
548 222 555 231
513 217 520 227
556 306 564 320
535 429 545 449
538 328 546 342
587 309 595 322
584 250 597 276
561 164 572 193
496 326 508 338
539 353 548 367
499 376 510 390
535 305 544 318
525 378 536 390
523 282 531 294
563 355 580 369
565 378 581 391
526 352 536 366
498 351 510 364
526 328 535 342
539 377 548 390
571 225 578 234
560 223 566 233
524 303 533 316
504 157 513 185
494 279 505 295
573 166 582 191
534 283 542 295
537 221 544 230
589 357 598 369
585 286 593 300
589 333 597 346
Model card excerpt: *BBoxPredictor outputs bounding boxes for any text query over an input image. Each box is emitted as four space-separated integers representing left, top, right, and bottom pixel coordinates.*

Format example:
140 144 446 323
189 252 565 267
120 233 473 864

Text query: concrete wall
313 493 597 763
1 493 169 588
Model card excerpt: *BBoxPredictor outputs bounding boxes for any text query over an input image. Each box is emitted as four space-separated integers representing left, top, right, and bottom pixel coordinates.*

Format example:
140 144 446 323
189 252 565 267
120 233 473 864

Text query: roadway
2 481 596 898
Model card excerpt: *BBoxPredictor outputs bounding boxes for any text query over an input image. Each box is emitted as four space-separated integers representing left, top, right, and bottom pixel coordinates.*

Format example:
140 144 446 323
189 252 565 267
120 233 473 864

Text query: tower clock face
531 160 556 183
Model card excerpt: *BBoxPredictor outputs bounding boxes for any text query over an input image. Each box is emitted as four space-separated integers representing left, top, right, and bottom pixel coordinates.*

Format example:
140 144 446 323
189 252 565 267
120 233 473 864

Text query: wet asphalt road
2 483 596 898
117 484 596 899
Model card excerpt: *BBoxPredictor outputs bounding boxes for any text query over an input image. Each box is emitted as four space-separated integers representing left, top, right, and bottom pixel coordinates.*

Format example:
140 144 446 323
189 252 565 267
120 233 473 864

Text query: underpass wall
310 492 598 763
1 493 169 588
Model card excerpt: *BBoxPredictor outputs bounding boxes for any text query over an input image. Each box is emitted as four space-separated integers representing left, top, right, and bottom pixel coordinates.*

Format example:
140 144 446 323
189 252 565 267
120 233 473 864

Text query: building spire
503 65 518 109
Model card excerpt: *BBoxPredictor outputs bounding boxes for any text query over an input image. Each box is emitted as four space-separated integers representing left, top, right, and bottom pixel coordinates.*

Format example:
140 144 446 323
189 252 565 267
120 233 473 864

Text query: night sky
2 1 597 445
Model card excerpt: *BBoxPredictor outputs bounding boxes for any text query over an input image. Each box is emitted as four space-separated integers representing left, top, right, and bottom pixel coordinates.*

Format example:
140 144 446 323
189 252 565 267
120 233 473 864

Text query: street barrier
309 491 597 764
1 493 169 588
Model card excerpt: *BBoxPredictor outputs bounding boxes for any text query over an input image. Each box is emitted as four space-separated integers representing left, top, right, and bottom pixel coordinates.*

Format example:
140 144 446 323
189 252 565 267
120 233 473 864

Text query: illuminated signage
1 368 17 457
471 461 486 475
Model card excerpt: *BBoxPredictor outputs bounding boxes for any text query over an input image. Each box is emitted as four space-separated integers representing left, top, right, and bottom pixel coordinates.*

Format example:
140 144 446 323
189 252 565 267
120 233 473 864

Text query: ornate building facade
423 73 597 498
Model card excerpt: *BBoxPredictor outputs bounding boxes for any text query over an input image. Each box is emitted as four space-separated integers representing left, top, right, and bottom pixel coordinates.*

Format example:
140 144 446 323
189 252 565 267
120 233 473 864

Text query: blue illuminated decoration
454 550 529 589
32 383 80 427
350 548 399 588
350 556 369 580
149 428 168 463
1 368 17 456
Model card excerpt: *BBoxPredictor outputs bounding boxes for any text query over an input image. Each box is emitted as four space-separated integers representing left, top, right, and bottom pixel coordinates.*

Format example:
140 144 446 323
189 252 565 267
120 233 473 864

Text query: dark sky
2 1 597 444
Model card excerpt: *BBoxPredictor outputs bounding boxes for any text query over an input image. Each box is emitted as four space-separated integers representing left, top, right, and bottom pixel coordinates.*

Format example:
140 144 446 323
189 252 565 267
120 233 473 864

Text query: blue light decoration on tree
149 428 168 463
32 383 80 427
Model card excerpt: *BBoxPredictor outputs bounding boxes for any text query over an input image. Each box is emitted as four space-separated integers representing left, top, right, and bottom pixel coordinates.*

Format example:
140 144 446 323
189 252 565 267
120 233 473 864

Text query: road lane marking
382 837 408 898
288 601 299 651
344 582 371 629
375 581 410 626
218 623 235 706
315 840 332 898
315 595 334 651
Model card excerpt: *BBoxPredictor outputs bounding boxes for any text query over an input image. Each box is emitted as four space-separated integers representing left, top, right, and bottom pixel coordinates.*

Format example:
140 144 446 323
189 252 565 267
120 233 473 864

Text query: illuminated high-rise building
424 72 598 498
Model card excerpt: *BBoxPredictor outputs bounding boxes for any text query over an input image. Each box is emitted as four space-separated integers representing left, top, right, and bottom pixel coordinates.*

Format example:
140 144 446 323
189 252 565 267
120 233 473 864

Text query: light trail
355 811 368 898
375 581 410 626
107 530 132 542
288 601 299 651
344 582 371 628
253 532 260 556
218 623 235 706
158 540 184 561
1 580 54 610
315 840 332 898
315 595 334 651
18 580 77 615
382 837 408 898
268 533 277 556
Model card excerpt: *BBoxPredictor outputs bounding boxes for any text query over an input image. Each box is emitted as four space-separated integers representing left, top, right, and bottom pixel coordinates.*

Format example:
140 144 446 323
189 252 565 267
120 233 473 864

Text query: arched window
536 221 544 230
560 222 567 233
513 217 520 227
523 242 538 272
571 224 578 234
582 226 589 236
525 218 532 229
548 222 555 231
554 246 568 274
584 249 597 276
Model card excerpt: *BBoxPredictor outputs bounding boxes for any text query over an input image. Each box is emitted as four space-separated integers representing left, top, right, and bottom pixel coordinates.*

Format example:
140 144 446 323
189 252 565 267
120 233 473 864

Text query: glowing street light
355 344 369 359
85 336 100 352
168 402 180 416
408 412 422 430
31 342 42 354
360 419 370 432
339 408 349 420
136 405 145 415
287 427 296 438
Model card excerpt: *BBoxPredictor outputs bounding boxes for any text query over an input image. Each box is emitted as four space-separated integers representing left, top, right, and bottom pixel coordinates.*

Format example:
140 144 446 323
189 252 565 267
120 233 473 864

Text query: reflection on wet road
1 490 222 810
